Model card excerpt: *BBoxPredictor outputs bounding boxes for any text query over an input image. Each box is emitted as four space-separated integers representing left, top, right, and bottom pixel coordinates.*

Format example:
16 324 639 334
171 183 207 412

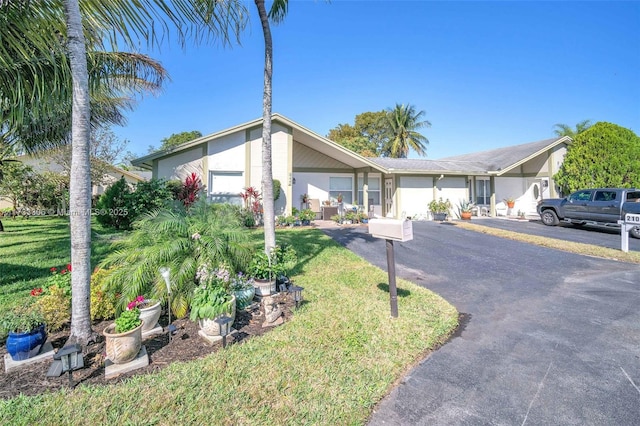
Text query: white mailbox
368 218 413 242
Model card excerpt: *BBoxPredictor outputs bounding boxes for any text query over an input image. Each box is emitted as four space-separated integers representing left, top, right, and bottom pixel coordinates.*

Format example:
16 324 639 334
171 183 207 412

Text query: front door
384 178 394 217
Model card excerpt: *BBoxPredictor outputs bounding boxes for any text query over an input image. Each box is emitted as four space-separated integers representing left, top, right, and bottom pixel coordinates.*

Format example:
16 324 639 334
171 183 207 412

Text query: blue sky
115 0 640 160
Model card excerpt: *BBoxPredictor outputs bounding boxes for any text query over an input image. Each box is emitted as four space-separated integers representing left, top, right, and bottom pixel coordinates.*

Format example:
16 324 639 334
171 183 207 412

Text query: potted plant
128 295 162 335
428 198 452 221
230 272 255 310
190 267 236 337
1 303 47 361
248 244 297 296
504 197 516 208
457 200 474 220
337 193 343 203
300 193 309 208
103 300 144 364
358 212 369 224
344 210 358 224
299 208 315 226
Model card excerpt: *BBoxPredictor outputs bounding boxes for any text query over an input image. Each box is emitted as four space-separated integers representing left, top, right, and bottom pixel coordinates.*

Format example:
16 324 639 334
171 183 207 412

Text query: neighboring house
132 114 571 219
0 155 148 210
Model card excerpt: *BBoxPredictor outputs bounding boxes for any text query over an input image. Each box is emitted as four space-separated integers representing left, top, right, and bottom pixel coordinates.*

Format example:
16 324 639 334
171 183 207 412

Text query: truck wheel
631 226 640 239
541 209 559 226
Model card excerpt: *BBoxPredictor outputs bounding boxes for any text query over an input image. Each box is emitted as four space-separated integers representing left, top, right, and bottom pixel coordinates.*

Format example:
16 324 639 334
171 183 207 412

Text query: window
209 171 243 205
358 178 381 205
594 191 616 202
568 190 592 202
476 179 490 205
329 177 352 203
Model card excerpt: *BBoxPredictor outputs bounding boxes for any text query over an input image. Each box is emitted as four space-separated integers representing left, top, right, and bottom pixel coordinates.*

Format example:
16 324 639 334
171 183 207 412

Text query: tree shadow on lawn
0 263 48 303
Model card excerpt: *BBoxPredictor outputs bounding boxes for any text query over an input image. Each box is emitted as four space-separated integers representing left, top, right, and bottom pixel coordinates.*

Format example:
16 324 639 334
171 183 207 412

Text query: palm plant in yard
1 0 247 344
101 200 252 318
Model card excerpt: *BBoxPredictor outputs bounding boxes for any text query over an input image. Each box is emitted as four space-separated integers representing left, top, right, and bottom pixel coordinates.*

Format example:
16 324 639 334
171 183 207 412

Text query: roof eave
494 136 572 176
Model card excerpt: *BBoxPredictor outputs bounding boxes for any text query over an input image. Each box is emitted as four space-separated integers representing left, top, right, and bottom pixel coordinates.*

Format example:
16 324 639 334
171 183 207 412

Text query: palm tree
553 120 592 138
384 103 430 158
255 0 288 252
1 0 248 344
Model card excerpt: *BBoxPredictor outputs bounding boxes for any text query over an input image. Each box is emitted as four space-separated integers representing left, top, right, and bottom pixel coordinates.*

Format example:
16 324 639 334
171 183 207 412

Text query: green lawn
0 216 119 309
0 218 458 425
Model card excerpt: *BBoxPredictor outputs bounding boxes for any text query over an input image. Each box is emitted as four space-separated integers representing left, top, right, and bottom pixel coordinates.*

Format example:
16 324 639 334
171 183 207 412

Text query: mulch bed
0 294 296 400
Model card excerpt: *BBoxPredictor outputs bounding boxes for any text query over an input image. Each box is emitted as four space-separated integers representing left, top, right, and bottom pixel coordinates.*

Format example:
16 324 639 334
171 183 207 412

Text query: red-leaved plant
178 173 203 209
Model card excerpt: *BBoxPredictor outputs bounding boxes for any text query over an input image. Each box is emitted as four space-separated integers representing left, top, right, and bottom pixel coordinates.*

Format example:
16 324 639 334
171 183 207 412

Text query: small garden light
214 315 233 348
46 344 83 388
288 285 304 309
159 267 177 340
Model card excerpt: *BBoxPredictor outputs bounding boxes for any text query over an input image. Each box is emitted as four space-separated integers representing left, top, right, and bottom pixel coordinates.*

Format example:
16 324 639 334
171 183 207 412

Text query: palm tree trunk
255 0 276 252
65 0 94 344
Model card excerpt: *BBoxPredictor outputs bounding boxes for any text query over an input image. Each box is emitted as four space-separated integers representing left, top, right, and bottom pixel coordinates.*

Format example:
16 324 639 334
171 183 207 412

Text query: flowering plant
30 288 43 297
113 296 144 333
229 272 254 292
46 264 72 296
126 295 157 312
190 267 233 321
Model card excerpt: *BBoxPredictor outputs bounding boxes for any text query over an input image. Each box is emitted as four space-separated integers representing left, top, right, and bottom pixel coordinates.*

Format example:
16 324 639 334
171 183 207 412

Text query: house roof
132 115 571 177
132 114 387 172
368 136 572 176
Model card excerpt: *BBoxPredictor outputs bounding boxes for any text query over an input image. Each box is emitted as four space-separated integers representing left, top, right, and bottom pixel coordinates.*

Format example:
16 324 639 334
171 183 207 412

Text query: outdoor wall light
288 285 304 309
159 267 177 340
214 315 233 348
46 343 83 388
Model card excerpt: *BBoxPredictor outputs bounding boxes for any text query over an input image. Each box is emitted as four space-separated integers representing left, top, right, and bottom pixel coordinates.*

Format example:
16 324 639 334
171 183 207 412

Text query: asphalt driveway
322 221 640 425
470 217 640 252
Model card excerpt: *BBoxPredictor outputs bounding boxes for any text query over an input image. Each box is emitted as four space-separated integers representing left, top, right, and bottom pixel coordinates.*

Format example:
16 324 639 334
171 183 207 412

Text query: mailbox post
619 213 640 252
368 218 413 318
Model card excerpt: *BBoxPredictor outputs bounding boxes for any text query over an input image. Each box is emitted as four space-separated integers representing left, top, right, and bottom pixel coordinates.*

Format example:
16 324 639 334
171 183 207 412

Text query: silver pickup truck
537 188 640 238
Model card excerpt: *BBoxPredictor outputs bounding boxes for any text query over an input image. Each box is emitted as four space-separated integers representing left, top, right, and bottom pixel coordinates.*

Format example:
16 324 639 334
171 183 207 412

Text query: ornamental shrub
95 177 133 229
35 285 71 332
554 122 640 193
90 268 118 320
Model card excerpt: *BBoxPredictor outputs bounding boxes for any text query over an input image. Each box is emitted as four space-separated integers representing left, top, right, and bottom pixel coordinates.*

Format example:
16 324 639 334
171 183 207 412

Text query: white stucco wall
207 132 245 171
157 147 203 182
249 124 291 214
398 176 433 218
434 177 468 211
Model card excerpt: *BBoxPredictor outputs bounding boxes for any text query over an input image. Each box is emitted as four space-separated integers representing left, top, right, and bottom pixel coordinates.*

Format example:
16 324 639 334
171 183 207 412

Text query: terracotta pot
198 296 236 337
103 321 143 364
461 211 472 220
507 201 515 208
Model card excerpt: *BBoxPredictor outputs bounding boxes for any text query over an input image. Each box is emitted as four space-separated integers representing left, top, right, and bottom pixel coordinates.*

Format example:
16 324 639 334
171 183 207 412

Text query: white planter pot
139 300 161 333
254 279 276 296
198 295 237 337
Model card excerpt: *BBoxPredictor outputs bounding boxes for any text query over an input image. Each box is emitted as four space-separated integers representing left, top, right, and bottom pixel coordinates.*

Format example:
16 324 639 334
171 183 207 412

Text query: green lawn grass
0 219 458 425
455 221 640 264
0 216 119 310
